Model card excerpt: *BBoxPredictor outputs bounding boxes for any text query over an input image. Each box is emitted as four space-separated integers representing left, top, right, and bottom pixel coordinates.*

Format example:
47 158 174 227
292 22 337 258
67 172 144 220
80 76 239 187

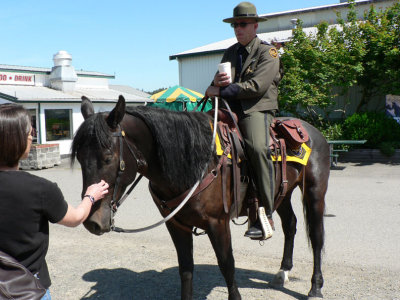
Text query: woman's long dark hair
0 103 31 167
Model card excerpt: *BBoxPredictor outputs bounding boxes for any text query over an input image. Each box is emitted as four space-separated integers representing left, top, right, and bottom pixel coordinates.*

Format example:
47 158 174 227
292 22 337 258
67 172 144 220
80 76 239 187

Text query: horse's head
72 95 139 235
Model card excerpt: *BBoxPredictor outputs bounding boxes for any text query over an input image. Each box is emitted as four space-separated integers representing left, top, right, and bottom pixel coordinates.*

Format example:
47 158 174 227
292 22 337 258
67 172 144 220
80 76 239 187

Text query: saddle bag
273 119 309 150
0 250 46 300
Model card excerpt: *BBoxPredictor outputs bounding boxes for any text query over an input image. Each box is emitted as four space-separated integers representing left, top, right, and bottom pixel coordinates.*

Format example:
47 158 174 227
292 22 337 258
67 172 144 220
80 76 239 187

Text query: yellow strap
210 122 232 159
271 143 312 166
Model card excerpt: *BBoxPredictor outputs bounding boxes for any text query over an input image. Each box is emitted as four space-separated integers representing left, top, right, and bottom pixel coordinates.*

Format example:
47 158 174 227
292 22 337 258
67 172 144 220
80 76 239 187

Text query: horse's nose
83 219 110 236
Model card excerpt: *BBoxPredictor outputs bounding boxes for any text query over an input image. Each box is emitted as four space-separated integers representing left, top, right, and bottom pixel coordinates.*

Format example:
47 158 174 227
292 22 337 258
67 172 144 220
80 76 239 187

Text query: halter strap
110 125 145 229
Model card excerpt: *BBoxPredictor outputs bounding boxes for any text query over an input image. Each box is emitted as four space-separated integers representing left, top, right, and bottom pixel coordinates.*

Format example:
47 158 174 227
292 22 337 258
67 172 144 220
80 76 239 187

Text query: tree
278 8 364 124
144 87 171 95
355 1 400 111
279 0 400 121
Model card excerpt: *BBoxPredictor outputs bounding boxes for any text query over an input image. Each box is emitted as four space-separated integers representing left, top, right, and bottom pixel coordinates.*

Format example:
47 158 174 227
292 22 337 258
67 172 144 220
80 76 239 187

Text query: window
45 109 72 141
28 109 38 143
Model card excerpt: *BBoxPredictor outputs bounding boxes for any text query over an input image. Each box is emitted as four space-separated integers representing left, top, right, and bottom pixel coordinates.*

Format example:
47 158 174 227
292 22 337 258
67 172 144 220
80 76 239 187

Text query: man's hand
205 86 220 98
214 72 231 87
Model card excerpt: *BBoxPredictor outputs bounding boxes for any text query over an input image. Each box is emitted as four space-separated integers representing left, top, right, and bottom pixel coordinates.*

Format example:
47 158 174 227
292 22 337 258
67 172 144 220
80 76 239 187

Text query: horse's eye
103 152 113 164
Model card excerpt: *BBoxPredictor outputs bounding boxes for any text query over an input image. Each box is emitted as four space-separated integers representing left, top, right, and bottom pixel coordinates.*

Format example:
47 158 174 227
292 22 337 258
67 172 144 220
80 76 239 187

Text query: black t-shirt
0 171 68 289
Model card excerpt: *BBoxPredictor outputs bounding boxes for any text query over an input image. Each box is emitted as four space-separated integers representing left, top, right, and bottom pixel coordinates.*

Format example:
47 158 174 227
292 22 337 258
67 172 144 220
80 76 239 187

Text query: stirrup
258 207 273 240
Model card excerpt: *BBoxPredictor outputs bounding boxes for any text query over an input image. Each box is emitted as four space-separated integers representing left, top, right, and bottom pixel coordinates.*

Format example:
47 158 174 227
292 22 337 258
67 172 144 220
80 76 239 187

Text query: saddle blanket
271 143 311 166
214 128 311 166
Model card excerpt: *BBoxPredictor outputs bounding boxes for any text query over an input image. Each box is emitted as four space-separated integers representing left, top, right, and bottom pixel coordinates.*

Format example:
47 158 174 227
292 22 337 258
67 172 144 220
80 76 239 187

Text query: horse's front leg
165 221 194 300
207 217 241 300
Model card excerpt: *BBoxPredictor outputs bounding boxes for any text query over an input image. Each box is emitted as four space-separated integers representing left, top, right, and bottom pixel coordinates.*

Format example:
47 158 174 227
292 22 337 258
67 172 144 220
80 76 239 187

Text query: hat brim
223 16 268 23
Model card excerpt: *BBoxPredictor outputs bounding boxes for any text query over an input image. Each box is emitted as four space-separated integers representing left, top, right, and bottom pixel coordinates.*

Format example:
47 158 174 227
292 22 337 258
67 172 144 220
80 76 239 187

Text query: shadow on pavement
81 265 307 300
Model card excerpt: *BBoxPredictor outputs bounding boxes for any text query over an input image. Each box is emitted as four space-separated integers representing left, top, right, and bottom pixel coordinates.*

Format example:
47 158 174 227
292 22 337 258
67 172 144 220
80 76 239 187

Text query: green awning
148 85 212 112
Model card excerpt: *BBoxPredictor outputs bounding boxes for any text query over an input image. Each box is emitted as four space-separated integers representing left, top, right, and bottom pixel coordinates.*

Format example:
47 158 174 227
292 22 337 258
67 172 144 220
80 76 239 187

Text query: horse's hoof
307 289 323 299
271 269 289 287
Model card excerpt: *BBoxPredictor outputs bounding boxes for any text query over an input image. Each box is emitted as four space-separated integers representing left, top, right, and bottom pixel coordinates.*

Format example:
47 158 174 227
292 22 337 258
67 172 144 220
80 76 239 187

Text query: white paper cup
218 62 232 83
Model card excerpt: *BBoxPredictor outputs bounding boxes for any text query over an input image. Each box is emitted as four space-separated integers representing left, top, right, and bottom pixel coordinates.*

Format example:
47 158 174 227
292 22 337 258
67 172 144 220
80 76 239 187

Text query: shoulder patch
269 48 278 58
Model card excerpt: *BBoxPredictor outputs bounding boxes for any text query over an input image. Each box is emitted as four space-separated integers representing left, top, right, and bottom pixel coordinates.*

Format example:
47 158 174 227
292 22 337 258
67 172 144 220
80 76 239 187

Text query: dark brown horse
71 96 330 300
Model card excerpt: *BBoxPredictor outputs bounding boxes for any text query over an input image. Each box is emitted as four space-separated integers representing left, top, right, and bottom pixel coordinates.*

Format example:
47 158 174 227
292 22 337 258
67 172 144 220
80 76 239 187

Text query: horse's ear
107 95 126 129
81 96 95 120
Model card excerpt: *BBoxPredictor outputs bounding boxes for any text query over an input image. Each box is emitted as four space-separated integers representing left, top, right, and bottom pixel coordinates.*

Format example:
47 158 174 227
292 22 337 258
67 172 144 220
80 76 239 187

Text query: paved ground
26 160 400 299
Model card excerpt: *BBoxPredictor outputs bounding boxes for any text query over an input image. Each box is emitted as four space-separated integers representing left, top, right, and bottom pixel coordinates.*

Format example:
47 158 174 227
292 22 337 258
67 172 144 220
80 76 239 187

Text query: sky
2 0 338 93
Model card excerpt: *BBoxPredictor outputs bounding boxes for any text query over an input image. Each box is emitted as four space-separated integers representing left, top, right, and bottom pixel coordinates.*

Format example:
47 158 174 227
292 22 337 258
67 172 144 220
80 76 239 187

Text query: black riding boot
244 210 274 239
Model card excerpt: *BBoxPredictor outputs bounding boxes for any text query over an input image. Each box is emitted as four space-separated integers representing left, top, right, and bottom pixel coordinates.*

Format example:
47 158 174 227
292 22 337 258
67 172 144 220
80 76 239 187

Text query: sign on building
0 72 35 86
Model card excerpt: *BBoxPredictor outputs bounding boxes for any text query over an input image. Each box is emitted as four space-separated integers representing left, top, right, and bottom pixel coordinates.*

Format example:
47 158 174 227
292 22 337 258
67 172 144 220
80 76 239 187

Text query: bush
379 141 396 157
342 112 400 149
320 122 343 141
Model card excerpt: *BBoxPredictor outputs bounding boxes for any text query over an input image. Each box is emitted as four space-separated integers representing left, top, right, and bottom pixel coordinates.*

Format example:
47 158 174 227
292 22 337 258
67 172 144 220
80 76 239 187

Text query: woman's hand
85 180 109 203
58 180 109 227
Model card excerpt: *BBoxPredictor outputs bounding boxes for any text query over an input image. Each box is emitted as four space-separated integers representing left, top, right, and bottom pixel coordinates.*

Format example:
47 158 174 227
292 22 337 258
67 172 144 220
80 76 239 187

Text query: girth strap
227 127 241 217
274 138 288 210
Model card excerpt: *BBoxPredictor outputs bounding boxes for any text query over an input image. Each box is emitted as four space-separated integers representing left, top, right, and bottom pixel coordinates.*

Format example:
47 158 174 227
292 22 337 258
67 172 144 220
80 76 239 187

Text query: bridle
109 125 144 230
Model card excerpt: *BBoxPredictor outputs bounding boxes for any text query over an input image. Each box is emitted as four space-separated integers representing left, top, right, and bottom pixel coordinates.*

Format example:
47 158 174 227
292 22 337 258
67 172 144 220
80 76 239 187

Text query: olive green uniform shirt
219 36 281 114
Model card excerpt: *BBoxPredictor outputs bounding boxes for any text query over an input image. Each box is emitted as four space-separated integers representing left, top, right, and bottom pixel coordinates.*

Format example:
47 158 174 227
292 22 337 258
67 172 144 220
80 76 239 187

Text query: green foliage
379 141 396 157
147 87 171 95
319 122 343 141
278 0 400 118
342 112 400 148
355 1 400 110
279 19 339 124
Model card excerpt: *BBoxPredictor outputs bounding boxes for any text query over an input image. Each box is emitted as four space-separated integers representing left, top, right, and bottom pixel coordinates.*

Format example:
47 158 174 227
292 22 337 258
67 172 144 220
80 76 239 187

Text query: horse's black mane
71 106 215 190
126 106 215 190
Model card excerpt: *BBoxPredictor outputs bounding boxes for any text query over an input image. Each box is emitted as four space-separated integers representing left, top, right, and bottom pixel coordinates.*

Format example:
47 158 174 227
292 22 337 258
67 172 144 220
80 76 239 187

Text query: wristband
83 194 95 205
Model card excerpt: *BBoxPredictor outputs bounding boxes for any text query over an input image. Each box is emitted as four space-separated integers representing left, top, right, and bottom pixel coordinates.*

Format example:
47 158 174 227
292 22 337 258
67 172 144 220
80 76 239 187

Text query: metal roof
170 27 320 60
258 0 391 18
109 85 151 98
0 85 149 103
0 64 114 78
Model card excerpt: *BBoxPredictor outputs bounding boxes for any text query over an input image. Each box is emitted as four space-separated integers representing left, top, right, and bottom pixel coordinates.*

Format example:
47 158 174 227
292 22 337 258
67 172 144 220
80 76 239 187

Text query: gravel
28 160 400 300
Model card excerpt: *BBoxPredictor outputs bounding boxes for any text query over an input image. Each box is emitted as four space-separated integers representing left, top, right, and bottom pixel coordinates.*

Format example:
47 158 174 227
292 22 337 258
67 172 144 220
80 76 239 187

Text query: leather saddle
150 109 310 236
210 109 309 219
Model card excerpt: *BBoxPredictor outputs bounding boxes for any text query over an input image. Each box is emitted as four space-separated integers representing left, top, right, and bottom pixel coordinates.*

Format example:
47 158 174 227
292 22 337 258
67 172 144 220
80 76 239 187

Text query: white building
170 0 396 95
0 51 150 156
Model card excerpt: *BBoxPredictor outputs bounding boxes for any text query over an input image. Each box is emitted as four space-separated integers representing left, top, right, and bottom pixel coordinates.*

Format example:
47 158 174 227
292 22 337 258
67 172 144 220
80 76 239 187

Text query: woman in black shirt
0 103 109 299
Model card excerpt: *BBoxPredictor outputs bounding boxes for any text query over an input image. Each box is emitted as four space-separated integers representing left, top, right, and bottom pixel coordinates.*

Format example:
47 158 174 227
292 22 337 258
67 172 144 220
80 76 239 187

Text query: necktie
235 46 246 82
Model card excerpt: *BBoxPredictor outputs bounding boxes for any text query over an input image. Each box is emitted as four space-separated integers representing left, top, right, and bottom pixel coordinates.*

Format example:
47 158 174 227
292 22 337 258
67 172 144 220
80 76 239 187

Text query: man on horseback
205 2 282 239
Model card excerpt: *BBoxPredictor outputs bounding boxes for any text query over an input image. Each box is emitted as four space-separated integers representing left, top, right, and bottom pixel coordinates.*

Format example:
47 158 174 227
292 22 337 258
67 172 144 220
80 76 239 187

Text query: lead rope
112 97 219 233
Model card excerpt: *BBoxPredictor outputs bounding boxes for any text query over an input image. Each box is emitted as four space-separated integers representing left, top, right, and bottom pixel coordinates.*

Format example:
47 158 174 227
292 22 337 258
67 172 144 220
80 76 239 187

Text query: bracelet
83 194 95 205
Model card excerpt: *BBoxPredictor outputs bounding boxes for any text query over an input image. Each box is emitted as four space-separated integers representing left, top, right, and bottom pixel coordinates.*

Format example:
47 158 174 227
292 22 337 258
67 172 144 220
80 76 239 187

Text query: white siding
76 76 109 89
178 53 223 94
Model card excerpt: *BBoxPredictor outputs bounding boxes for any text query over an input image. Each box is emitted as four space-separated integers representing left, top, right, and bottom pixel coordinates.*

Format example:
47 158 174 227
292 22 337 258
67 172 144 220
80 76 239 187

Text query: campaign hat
223 2 268 23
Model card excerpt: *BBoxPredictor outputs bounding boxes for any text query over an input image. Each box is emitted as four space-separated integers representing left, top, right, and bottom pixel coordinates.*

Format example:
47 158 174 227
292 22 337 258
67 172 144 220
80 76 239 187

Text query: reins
110 97 219 233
